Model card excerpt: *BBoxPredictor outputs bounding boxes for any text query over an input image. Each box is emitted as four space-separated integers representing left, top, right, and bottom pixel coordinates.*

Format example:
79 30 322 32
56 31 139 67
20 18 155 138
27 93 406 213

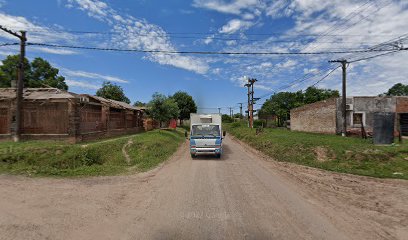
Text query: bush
253 119 266 128
230 122 242 128
222 114 233 123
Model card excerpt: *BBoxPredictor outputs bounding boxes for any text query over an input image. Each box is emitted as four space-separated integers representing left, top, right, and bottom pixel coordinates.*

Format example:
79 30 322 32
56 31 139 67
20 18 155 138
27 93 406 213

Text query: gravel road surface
1 136 407 240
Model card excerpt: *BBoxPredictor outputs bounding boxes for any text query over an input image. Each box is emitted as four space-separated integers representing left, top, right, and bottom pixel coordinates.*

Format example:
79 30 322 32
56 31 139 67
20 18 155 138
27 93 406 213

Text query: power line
11 28 393 45
26 42 403 55
0 42 19 47
310 66 341 87
349 49 404 63
8 26 401 37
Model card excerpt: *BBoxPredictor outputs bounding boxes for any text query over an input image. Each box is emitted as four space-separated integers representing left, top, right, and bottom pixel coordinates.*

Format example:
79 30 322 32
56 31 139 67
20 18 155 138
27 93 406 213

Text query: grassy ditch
225 122 408 179
0 129 184 177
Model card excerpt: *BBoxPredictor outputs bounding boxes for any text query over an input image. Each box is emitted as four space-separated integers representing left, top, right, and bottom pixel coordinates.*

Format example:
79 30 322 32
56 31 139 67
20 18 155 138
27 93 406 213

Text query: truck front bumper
190 147 222 155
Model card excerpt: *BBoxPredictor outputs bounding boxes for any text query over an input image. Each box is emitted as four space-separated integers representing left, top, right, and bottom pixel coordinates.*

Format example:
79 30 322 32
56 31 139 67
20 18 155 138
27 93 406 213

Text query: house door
401 113 408 136
0 108 10 134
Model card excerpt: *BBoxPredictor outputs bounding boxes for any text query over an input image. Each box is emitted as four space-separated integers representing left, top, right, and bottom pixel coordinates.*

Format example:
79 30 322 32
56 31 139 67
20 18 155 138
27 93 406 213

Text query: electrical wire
0 42 19 47
26 42 403 55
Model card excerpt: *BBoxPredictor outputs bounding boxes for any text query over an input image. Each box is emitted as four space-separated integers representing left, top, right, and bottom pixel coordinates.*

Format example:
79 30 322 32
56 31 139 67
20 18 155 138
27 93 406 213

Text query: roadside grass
225 122 408 179
0 129 184 177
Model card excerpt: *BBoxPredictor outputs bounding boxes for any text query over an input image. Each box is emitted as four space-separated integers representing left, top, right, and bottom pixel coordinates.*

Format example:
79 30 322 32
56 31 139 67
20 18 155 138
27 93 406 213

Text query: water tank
373 112 395 145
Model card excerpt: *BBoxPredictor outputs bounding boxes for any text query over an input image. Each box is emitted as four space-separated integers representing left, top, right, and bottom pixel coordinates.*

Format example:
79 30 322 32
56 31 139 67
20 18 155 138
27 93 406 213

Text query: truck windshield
191 125 220 137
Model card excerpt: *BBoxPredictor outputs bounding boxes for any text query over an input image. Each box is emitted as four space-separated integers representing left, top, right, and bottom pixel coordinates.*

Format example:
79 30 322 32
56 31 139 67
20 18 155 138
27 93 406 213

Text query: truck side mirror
184 131 188 138
223 131 226 137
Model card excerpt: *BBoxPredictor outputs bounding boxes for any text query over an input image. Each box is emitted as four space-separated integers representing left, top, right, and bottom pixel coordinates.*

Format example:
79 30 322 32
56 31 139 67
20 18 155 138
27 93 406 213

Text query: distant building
290 96 408 136
0 88 145 142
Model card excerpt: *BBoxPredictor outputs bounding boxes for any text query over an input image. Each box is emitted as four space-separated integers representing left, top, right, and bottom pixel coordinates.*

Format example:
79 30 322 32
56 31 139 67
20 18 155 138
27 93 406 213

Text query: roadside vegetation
225 122 408 179
0 129 184 177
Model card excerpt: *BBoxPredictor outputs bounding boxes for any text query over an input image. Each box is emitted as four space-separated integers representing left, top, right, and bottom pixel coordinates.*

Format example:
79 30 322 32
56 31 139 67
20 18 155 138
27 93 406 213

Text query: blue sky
0 0 407 114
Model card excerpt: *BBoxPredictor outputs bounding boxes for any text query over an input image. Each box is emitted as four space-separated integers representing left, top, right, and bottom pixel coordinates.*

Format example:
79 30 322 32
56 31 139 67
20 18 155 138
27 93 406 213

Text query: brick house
0 88 145 142
290 96 408 136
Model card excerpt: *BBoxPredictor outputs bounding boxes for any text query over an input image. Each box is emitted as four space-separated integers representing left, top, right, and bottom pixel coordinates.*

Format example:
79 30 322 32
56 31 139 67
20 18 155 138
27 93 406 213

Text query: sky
0 0 407 114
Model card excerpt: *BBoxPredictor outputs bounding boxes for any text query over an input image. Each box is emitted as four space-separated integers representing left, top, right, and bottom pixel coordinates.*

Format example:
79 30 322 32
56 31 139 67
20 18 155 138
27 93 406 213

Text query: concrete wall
290 98 337 134
336 96 397 134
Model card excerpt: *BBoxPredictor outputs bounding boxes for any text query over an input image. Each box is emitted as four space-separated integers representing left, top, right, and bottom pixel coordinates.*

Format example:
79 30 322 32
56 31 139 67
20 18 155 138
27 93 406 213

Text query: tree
0 55 68 90
233 113 242 119
171 91 197 124
0 55 31 87
222 114 233 123
30 58 68 90
133 101 146 107
384 83 408 96
148 92 179 127
303 86 339 104
259 87 338 126
0 69 8 88
96 81 130 103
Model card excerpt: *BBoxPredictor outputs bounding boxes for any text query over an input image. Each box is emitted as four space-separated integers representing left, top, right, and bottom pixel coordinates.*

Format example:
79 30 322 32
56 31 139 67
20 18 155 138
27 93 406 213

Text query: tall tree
0 55 31 87
171 91 197 124
303 86 339 104
0 55 68 90
148 93 179 127
133 101 146 107
384 83 408 96
30 58 68 90
259 87 338 126
96 81 130 103
0 69 8 88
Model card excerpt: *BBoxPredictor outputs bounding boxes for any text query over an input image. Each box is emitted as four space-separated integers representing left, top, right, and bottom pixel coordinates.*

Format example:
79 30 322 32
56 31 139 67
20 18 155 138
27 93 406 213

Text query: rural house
0 88 145 142
290 96 408 137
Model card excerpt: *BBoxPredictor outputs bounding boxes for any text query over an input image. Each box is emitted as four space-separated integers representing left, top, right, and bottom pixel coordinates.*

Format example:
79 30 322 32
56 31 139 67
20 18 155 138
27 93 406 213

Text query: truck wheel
191 154 196 158
216 154 221 159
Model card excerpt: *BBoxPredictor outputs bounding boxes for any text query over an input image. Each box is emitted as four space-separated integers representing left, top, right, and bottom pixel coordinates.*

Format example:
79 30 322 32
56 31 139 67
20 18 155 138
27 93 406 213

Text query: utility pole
244 78 257 128
218 107 221 114
0 25 27 142
228 107 233 118
238 103 243 119
329 59 348 137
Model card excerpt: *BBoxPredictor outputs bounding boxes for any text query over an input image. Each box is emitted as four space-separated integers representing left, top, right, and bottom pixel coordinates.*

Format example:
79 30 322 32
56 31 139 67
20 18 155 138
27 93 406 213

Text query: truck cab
187 114 225 158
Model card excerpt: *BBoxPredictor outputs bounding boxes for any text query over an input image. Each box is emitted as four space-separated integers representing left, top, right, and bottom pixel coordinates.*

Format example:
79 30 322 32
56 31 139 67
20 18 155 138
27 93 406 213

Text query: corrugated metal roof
0 88 75 100
80 95 138 110
0 88 145 111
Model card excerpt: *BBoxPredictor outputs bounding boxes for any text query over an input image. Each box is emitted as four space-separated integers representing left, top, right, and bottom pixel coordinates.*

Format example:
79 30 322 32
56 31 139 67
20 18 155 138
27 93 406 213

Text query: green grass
225 122 408 179
0 129 184 177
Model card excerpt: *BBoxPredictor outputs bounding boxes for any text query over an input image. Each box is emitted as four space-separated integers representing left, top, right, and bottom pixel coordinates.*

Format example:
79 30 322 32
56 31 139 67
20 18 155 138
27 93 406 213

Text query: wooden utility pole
244 78 257 128
329 59 348 137
238 103 243 119
0 25 27 142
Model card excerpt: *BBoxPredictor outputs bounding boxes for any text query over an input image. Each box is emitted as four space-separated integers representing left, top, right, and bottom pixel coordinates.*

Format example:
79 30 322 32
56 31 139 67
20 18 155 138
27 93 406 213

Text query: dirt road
1 137 407 240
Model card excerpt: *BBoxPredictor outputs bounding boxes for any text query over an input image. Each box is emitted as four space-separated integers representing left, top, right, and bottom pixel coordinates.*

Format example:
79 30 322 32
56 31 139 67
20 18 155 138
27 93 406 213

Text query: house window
353 113 363 125
352 112 366 127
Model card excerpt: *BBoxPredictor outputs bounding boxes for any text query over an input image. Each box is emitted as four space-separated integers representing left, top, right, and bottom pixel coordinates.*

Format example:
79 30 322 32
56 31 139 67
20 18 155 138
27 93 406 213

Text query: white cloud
193 0 259 15
219 19 253 34
198 0 408 96
226 40 237 46
32 47 78 55
60 68 129 83
203 35 214 44
242 13 255 20
0 13 78 55
276 59 296 69
68 0 209 74
65 79 100 90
